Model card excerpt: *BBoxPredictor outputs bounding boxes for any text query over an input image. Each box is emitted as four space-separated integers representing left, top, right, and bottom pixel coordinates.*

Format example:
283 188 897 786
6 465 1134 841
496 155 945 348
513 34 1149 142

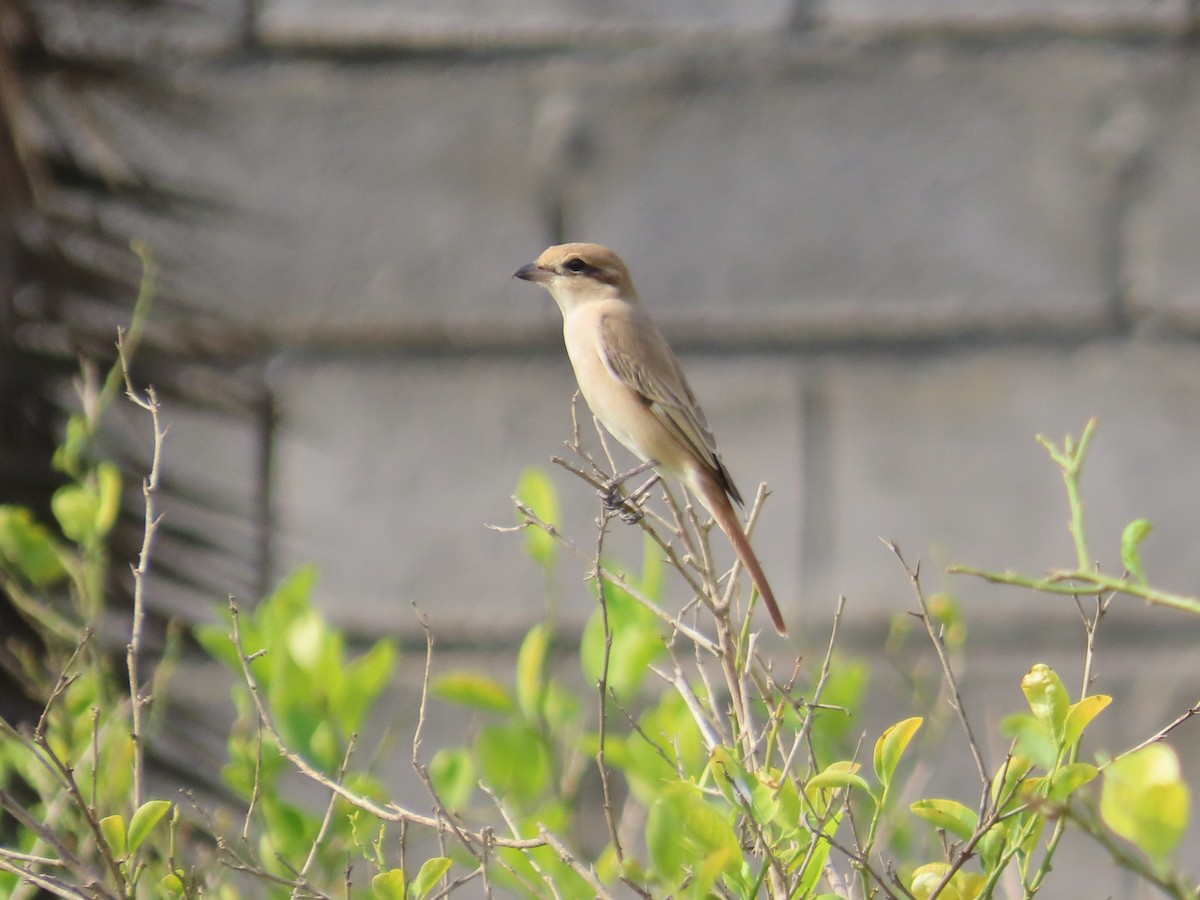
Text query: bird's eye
563 257 588 273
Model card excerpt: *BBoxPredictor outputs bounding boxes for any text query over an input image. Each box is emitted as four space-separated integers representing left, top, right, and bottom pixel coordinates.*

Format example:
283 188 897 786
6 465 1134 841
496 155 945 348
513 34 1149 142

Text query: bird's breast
561 309 687 478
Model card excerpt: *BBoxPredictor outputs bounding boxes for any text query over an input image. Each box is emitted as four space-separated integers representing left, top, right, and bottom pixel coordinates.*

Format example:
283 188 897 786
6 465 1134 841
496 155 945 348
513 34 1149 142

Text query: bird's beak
513 262 551 283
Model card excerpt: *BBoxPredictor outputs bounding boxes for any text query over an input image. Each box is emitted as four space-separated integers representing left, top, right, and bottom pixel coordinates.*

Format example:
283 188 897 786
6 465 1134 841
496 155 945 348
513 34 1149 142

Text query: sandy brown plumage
515 242 786 634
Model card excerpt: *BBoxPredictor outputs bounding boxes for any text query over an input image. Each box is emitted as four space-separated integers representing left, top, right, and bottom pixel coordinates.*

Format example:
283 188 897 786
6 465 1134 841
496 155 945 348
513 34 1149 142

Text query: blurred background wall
25 0 1200 889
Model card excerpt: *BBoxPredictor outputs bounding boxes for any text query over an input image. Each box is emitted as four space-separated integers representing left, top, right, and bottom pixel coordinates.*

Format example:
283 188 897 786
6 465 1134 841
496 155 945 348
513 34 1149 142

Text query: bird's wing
598 309 742 504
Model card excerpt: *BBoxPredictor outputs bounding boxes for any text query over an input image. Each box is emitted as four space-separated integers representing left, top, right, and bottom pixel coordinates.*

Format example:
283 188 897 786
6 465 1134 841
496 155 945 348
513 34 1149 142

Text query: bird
514 242 786 634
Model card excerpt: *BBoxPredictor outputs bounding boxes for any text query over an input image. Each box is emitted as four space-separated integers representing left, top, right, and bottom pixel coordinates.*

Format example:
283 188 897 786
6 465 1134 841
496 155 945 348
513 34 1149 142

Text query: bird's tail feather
696 475 787 635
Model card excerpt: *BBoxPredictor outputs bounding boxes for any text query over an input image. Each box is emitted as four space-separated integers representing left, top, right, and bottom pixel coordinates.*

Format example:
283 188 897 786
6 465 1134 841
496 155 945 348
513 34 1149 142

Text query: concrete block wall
48 0 1200 887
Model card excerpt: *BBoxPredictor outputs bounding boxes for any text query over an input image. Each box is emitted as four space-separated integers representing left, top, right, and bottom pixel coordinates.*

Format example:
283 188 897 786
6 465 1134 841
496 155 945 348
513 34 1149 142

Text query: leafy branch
949 418 1200 616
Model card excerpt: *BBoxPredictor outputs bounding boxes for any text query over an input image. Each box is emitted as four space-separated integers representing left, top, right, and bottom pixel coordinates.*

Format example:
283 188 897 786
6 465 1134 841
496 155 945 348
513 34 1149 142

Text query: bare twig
887 541 989 788
117 326 166 810
781 596 846 779
0 858 105 900
589 505 624 864
1119 699 1200 761
223 599 544 852
292 735 359 895
508 498 720 654
538 827 613 900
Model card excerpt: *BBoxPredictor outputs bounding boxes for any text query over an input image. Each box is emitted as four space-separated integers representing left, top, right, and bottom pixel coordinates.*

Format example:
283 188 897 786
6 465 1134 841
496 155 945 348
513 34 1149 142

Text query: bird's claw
599 481 643 524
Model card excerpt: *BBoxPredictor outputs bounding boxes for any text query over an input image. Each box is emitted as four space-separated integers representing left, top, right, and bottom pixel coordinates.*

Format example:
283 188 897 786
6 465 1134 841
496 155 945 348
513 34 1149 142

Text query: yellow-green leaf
808 760 870 798
1121 518 1154 584
128 800 171 853
1046 762 1098 802
100 814 127 858
1021 664 1069 743
911 863 985 900
94 462 122 537
1101 744 1190 863
475 723 550 801
516 623 550 720
51 484 98 544
1000 713 1058 771
1063 694 1111 749
990 755 1035 812
371 868 406 900
428 748 474 810
0 506 67 587
910 798 978 842
409 857 453 899
646 781 741 896
874 716 923 787
160 872 185 895
516 468 559 571
431 672 515 714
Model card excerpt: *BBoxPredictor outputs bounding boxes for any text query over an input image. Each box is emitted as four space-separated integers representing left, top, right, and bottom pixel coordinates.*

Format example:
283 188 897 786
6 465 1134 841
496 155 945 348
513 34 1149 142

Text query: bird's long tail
695 474 787 635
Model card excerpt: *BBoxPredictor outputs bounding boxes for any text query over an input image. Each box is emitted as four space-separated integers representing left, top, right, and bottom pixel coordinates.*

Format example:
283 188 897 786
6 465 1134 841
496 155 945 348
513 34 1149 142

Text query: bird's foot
599 460 659 525
599 480 643 524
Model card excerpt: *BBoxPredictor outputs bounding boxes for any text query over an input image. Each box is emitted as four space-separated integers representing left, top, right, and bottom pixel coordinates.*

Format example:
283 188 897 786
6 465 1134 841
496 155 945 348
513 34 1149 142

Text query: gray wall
55 0 1200 890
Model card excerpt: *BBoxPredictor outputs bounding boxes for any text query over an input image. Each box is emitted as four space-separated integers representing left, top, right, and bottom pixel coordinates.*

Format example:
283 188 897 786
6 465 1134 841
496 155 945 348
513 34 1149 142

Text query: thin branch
538 827 613 900
507 498 720 654
589 504 624 864
947 564 1200 617
1119 700 1200 761
0 858 102 900
781 595 846 779
887 541 989 787
292 735 358 895
117 326 166 810
224 598 545 851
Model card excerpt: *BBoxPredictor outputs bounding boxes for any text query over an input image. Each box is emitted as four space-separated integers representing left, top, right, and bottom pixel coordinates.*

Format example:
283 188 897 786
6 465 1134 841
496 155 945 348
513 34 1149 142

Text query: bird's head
514 243 636 311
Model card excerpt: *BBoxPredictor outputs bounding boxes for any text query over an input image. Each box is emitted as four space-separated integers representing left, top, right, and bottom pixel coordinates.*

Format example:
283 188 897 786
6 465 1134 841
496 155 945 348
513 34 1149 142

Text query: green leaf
1101 744 1190 863
978 824 1006 872
1000 713 1058 771
475 723 550 801
285 609 328 673
264 565 320 617
100 814 127 858
1045 762 1098 802
1063 694 1111 749
1121 518 1154 584
53 414 88 477
51 484 98 544
128 800 171 852
516 623 550 720
409 857 453 899
646 781 741 895
337 639 397 734
160 872 185 895
910 863 985 900
926 592 966 648
581 571 664 701
625 692 708 805
428 748 475 810
431 672 516 714
0 506 67 586
808 656 870 762
711 748 778 822
94 462 122 538
988 756 1036 826
808 760 871 797
874 717 923 787
371 868 406 900
910 798 979 842
1020 664 1069 745
710 748 758 816
516 468 560 571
